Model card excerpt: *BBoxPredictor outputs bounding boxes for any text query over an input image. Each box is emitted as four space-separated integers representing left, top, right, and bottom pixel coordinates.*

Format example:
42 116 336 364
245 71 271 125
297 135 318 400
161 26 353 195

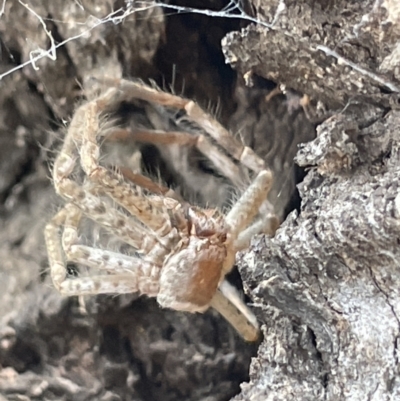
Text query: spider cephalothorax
45 79 278 341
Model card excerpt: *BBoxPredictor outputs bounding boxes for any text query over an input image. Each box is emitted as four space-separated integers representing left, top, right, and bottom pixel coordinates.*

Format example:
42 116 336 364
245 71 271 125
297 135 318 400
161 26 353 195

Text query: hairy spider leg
45 203 160 296
226 170 273 237
211 283 259 342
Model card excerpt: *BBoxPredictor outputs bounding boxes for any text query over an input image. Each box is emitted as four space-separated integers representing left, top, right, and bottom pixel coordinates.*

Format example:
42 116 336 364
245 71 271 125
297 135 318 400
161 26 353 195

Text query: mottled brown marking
184 258 222 308
75 190 86 201
116 219 125 228
93 204 107 214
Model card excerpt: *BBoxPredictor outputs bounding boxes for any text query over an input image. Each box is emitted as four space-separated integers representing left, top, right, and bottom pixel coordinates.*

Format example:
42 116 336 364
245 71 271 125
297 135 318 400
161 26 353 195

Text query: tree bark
0 0 399 400
222 1 400 399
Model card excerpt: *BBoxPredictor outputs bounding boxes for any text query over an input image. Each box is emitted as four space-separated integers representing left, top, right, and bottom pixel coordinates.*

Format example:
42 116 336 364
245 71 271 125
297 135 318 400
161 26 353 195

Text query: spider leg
103 130 187 203
112 79 266 174
106 127 198 146
108 161 262 335
117 167 185 203
52 103 143 245
217 170 275 279
234 214 280 251
45 206 68 289
106 127 244 187
53 178 152 250
101 81 279 236
53 97 183 261
76 100 187 239
85 156 264 337
96 80 277 221
210 284 259 342
226 170 273 237
95 79 266 185
45 203 160 296
53 84 177 233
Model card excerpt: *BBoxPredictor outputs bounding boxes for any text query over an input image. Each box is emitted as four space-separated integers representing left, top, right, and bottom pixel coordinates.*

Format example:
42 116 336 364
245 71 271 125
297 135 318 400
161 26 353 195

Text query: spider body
158 206 229 312
45 79 277 341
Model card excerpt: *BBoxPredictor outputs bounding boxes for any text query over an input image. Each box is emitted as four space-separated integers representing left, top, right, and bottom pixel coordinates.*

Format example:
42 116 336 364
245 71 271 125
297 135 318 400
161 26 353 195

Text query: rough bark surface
222 0 400 400
1 0 398 400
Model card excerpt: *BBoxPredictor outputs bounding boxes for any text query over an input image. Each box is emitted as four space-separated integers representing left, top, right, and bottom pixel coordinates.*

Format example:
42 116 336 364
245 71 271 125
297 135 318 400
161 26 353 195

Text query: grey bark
221 0 400 400
0 0 399 400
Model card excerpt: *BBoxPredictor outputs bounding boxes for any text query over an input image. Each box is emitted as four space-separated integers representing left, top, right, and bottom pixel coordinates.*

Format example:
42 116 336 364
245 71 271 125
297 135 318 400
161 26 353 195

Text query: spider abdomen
157 236 226 313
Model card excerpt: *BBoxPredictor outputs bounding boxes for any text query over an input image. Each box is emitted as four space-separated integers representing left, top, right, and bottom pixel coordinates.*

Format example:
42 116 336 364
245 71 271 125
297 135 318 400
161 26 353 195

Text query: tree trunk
223 1 400 399
0 1 399 400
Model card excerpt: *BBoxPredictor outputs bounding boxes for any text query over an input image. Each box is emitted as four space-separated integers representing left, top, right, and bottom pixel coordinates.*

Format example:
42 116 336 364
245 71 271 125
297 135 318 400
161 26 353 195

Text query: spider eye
66 263 79 277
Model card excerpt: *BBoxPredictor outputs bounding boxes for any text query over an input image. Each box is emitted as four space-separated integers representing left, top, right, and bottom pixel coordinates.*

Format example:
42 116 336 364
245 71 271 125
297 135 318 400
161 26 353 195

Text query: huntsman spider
44 79 278 342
